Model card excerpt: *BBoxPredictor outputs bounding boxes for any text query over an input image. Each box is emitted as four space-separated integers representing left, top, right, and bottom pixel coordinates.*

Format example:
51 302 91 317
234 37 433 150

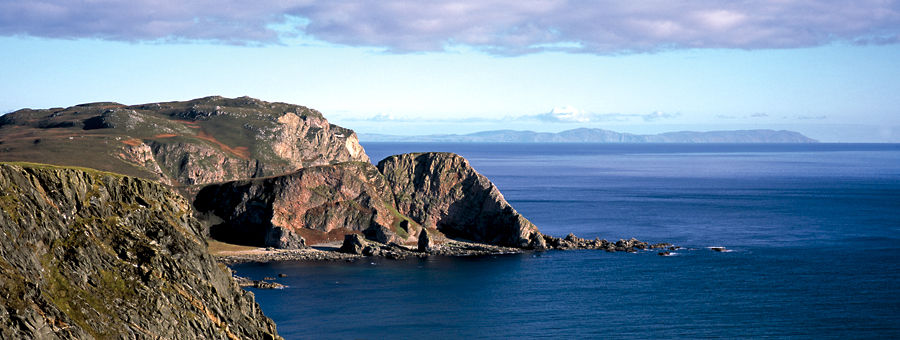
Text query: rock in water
377 152 543 248
418 229 434 252
340 234 368 255
0 163 280 339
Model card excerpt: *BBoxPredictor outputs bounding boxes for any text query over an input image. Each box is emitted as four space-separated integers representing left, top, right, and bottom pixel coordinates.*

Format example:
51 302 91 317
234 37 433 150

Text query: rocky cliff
0 96 368 192
194 162 422 247
193 152 545 250
377 152 544 248
0 163 280 339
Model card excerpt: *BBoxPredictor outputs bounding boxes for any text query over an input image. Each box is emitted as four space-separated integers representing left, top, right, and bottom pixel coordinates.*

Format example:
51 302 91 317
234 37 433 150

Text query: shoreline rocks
215 234 675 264
234 276 286 289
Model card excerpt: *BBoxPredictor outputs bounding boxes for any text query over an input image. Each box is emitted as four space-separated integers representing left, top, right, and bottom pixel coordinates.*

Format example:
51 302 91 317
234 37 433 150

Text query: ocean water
232 143 900 338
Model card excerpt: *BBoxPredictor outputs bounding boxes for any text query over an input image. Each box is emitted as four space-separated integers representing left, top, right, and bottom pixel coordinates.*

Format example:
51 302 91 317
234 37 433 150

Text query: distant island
359 128 818 143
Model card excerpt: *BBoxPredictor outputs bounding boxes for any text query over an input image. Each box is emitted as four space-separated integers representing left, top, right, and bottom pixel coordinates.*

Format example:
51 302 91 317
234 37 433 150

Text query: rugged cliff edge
0 96 665 257
0 96 368 193
0 163 280 339
194 161 421 248
195 152 546 250
377 152 544 248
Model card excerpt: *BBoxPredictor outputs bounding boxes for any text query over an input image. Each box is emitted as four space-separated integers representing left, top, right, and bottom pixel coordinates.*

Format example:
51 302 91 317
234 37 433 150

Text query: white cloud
1 1 898 54
533 107 680 123
546 106 591 123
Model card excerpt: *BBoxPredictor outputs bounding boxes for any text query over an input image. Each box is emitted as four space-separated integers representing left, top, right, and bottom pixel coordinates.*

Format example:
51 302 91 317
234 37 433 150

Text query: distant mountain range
359 128 818 143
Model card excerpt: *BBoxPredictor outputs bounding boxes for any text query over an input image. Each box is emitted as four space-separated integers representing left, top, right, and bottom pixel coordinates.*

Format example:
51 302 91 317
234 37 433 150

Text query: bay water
232 143 900 338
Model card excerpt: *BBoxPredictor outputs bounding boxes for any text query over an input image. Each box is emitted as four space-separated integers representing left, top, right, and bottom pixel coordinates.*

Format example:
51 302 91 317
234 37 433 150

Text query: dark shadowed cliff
0 163 280 339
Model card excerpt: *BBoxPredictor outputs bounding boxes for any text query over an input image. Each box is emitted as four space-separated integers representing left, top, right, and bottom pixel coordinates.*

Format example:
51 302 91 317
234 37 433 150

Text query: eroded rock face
377 152 543 248
194 162 421 248
0 96 369 194
0 163 280 339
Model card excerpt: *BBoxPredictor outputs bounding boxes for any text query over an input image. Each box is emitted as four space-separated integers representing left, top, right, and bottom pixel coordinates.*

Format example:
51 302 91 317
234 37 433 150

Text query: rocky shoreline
214 233 674 265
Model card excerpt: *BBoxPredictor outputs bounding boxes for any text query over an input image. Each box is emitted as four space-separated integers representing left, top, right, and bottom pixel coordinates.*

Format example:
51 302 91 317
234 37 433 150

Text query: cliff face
377 152 543 248
0 96 547 252
0 96 368 191
0 163 280 339
194 162 421 247
194 153 545 250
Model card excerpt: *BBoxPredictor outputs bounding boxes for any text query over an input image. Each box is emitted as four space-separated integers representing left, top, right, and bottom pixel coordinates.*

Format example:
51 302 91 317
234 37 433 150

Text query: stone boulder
340 234 368 255
418 229 434 252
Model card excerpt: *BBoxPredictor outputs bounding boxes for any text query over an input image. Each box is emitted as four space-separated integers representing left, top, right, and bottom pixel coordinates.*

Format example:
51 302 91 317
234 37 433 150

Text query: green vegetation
385 201 418 239
2 161 125 178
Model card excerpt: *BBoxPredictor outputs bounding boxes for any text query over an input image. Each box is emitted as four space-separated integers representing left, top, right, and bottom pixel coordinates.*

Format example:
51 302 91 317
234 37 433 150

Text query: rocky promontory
377 152 544 248
0 97 673 338
0 163 280 339
0 96 368 194
193 151 549 252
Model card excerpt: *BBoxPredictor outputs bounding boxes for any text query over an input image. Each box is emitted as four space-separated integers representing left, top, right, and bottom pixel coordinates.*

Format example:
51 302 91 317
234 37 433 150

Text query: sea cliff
0 163 280 339
0 97 672 338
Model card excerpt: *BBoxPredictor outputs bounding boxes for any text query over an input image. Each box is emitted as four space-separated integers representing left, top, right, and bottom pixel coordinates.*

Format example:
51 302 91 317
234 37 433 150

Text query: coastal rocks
194 161 421 248
418 229 434 252
266 226 307 249
234 276 286 289
0 96 369 194
540 234 672 252
377 152 543 248
0 163 280 339
214 247 360 264
215 239 523 264
340 234 368 255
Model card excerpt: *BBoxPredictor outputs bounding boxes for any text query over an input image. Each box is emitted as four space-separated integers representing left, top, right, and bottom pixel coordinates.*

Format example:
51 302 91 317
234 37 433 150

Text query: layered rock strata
194 162 422 248
0 163 280 339
377 152 544 248
0 96 368 193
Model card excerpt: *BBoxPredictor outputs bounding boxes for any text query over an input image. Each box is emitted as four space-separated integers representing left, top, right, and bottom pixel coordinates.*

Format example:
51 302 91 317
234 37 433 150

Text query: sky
1 1 899 142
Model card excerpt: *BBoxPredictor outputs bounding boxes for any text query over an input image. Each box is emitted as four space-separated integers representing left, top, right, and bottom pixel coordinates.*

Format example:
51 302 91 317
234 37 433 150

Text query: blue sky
1 1 899 142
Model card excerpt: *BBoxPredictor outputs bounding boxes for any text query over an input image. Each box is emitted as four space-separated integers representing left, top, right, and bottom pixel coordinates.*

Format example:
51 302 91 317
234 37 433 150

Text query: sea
232 143 900 339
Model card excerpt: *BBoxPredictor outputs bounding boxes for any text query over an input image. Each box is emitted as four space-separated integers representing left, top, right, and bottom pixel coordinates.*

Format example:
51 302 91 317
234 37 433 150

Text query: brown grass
120 139 142 146
194 130 249 160
206 240 260 255
295 228 360 245
153 134 177 138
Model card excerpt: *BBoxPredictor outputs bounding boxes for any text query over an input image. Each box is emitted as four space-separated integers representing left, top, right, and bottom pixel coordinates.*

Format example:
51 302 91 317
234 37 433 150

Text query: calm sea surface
232 143 900 339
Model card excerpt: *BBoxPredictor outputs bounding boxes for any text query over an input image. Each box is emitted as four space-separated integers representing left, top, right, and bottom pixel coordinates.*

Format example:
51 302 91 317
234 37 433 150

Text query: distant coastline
359 128 818 143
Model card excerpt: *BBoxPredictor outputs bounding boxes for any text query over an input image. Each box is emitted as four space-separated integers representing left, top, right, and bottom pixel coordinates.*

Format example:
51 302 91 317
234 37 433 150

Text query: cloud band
2 1 898 54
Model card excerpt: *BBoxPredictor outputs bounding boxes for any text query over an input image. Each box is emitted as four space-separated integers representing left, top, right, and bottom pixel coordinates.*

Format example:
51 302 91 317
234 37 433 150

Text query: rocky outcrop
542 233 672 252
418 229 434 252
339 234 368 255
0 96 369 193
377 152 543 248
0 163 280 339
194 162 422 248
